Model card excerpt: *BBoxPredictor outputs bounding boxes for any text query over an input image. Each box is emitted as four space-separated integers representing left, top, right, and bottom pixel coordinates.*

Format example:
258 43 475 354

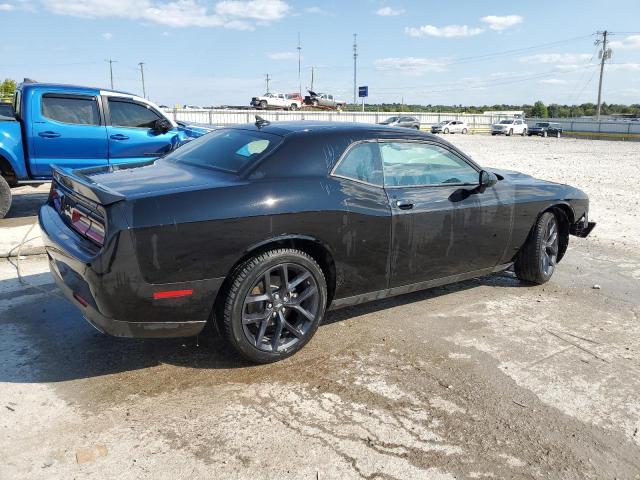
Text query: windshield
437 121 450 126
535 122 549 127
499 120 514 124
166 128 281 174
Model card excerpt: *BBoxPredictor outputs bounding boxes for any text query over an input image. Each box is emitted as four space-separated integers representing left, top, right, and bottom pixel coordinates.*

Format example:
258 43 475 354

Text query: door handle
395 200 414 210
110 134 130 140
38 131 60 138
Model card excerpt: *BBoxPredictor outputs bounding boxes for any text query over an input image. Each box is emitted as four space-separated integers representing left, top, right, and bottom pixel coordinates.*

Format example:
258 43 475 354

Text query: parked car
491 118 527 136
0 81 210 218
250 92 301 110
0 102 15 117
40 120 595 363
431 120 468 134
379 116 420 130
528 122 563 138
303 91 346 109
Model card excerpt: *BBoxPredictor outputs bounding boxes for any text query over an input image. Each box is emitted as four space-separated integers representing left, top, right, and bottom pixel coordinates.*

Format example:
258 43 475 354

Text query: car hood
81 159 241 200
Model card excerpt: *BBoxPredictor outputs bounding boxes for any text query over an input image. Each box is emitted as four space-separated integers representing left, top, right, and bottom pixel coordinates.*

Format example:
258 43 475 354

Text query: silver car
378 116 421 130
430 120 469 134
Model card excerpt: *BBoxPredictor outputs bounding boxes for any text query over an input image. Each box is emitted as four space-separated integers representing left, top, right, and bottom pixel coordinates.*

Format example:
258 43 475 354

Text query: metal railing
163 109 640 137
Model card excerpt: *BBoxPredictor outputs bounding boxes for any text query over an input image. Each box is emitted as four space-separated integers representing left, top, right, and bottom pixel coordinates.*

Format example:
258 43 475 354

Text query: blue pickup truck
0 81 210 217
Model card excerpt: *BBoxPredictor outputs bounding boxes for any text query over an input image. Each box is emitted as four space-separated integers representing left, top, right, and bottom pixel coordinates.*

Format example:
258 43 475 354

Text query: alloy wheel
541 216 559 276
241 263 320 353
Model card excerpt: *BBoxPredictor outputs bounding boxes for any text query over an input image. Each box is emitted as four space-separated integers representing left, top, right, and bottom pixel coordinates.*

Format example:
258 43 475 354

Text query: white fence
164 109 640 137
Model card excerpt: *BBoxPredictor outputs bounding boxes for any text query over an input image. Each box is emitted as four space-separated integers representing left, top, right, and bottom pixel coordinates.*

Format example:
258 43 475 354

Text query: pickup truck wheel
462 128 468 134
260 100 267 109
0 176 11 219
521 128 527 136
290 104 298 111
312 100 319 107
514 212 559 285
222 248 327 364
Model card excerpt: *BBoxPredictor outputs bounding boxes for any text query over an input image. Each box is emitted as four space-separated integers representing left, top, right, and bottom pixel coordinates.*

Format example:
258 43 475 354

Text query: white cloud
621 87 640 97
540 78 567 85
0 3 14 10
609 35 640 50
102 32 113 40
40 0 289 30
376 6 404 16
374 57 448 75
608 63 640 72
520 53 592 64
303 6 326 14
480 15 522 31
405 24 484 38
267 51 297 60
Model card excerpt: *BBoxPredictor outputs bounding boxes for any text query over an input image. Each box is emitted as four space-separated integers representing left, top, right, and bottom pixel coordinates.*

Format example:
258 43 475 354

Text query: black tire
491 133 496 136
222 248 327 363
514 212 559 285
290 103 298 111
556 131 561 138
260 100 267 109
462 128 468 134
527 133 532 137
443 128 449 134
521 128 527 136
0 176 11 219
543 130 548 138
507 128 513 136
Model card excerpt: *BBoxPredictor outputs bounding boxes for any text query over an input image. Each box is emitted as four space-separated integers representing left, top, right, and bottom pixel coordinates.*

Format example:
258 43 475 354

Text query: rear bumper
39 204 221 338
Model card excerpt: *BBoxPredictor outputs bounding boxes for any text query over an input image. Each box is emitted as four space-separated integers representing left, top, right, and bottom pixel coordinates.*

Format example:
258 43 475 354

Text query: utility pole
138 62 147 99
310 66 314 92
265 73 271 93
595 30 611 120
353 33 358 104
297 32 302 95
105 59 117 89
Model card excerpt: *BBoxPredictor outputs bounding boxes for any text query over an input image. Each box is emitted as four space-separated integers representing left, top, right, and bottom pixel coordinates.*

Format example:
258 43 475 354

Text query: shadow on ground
0 269 526 384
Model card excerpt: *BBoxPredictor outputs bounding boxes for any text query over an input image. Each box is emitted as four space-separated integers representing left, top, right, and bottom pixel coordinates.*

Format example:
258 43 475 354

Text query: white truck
491 118 528 136
250 92 301 110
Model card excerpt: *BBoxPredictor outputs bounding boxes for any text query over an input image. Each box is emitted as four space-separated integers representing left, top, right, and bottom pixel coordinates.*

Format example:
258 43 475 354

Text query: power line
265 73 271 93
297 32 302 95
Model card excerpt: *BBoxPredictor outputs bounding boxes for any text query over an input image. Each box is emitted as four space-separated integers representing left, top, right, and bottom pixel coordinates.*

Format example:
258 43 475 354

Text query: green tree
0 79 17 102
531 100 548 118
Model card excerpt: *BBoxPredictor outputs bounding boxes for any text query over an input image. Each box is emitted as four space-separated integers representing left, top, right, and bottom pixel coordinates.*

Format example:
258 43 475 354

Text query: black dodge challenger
40 120 595 363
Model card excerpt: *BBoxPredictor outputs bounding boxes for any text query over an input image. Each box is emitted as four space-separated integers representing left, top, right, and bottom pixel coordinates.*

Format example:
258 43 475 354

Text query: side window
41 94 100 125
380 142 478 187
333 142 383 186
108 99 161 128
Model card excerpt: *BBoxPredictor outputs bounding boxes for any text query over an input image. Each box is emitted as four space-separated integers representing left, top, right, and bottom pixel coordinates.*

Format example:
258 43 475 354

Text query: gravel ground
1 135 639 479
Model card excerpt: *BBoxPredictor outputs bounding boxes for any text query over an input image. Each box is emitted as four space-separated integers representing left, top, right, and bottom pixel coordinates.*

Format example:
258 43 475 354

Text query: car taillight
69 208 105 245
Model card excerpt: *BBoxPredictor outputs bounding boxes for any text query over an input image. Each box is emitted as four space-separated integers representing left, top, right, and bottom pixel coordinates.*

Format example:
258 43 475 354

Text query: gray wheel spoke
282 318 303 338
245 293 270 305
293 285 317 305
288 271 311 291
255 318 268 346
548 231 557 245
290 304 315 320
271 311 285 351
243 311 269 325
280 265 289 293
263 270 273 297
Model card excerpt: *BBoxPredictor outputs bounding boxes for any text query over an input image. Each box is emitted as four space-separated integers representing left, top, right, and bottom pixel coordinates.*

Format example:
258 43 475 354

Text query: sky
1 0 640 107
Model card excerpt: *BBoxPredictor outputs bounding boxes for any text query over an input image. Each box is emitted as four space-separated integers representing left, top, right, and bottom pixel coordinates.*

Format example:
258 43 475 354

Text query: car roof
19 82 134 96
229 120 433 138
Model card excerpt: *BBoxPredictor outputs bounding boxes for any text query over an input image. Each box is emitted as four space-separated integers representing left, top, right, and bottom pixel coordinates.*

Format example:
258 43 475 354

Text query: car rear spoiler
51 166 126 206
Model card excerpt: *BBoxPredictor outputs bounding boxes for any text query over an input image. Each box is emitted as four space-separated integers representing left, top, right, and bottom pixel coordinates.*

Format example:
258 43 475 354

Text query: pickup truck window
41 94 100 125
108 99 160 129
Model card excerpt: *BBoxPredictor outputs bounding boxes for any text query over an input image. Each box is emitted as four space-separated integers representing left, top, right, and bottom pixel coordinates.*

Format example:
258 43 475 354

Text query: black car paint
39 122 591 338
529 123 563 137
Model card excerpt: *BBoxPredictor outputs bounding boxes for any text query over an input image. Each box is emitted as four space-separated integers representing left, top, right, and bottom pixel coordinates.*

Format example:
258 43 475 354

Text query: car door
30 92 108 177
380 140 512 287
105 97 180 165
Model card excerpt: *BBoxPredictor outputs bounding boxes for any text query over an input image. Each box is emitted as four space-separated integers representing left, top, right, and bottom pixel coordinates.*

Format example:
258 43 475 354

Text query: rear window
42 94 100 125
166 128 281 174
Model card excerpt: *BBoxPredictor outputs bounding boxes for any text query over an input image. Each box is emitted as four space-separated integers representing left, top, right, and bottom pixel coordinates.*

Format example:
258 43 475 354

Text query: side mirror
478 170 498 192
153 118 172 134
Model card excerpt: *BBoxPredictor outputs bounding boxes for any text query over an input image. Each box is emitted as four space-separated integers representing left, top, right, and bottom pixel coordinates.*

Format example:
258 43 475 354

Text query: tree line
344 100 640 118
